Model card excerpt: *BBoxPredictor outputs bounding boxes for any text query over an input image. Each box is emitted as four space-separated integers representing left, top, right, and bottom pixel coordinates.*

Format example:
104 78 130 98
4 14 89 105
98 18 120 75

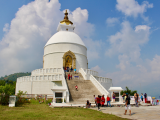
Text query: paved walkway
91 105 160 120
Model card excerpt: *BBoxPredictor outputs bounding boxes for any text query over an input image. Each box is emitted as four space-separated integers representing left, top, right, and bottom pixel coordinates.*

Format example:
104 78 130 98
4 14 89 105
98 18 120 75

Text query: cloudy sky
0 0 160 98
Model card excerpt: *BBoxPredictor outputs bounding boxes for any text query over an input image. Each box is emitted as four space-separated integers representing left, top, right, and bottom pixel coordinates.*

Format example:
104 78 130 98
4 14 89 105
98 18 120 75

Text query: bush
46 99 52 104
0 95 9 105
15 98 30 106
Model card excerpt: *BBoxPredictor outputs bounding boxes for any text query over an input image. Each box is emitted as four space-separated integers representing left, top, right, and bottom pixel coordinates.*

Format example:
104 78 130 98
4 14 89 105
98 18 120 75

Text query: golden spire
60 10 73 25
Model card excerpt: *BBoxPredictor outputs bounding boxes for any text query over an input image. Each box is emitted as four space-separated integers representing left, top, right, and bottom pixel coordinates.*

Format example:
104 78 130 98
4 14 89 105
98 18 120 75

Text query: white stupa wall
16 81 55 95
44 43 88 71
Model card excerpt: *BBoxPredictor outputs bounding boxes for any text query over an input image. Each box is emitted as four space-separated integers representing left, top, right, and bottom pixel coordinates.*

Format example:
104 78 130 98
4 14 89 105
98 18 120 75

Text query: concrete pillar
119 91 120 102
53 91 55 103
62 91 64 103
111 91 113 102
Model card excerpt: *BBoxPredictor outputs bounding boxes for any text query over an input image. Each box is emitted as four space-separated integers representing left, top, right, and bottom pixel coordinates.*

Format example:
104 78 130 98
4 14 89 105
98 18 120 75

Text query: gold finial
60 9 73 25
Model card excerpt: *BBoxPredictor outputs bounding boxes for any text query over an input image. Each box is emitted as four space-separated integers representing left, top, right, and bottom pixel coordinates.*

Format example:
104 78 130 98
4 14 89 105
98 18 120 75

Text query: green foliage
16 90 29 106
0 95 9 105
0 80 16 105
120 86 137 96
0 72 31 81
0 83 15 95
46 99 52 104
17 90 27 98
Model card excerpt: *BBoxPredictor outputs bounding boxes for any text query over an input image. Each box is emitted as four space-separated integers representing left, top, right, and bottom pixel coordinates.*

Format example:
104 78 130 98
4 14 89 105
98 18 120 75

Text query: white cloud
3 23 9 32
135 25 150 32
91 65 106 76
0 0 97 76
106 21 150 70
116 0 153 19
106 17 119 26
106 55 160 97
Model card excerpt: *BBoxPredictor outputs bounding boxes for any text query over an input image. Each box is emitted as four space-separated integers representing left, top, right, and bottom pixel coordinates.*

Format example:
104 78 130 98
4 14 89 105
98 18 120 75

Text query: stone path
91 105 160 120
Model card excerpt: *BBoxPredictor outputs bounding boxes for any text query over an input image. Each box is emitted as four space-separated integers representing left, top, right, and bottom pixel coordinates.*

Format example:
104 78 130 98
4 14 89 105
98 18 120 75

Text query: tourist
71 66 73 72
86 100 91 108
67 67 69 72
112 92 115 102
122 93 126 103
136 93 139 107
97 95 101 110
94 95 97 106
134 93 139 107
68 73 70 80
144 93 147 103
106 95 111 107
101 95 105 107
124 93 131 116
141 93 143 103
74 68 76 74
65 67 67 72
75 85 78 91
70 74 72 80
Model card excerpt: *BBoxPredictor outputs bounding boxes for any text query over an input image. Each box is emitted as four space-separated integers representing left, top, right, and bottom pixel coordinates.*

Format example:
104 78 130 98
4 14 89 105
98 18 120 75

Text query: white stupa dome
45 31 85 47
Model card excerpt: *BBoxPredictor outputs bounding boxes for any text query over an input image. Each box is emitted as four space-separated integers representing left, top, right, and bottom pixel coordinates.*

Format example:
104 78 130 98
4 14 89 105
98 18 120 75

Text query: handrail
79 68 109 97
83 68 98 76
94 76 112 83
61 68 70 103
90 75 110 96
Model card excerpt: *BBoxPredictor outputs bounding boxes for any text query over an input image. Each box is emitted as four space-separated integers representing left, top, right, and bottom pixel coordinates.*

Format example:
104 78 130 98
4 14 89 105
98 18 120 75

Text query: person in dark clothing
71 66 73 72
124 93 131 116
144 93 147 103
97 95 101 110
68 73 70 80
86 100 91 108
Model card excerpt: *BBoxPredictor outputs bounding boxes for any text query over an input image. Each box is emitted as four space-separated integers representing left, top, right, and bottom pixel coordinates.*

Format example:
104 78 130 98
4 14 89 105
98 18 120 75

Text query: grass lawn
0 103 128 120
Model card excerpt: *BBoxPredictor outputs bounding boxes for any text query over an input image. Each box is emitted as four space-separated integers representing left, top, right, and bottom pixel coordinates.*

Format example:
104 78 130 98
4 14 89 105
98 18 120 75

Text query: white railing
79 68 109 97
83 69 98 76
61 68 70 103
17 74 63 82
94 76 112 83
31 68 62 75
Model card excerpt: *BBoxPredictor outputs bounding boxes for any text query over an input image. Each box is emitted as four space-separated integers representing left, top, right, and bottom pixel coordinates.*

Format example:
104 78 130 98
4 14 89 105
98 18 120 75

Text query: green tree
120 86 137 96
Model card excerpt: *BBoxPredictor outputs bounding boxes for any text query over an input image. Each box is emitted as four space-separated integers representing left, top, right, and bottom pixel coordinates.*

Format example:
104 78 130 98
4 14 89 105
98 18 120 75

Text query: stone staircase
65 72 101 104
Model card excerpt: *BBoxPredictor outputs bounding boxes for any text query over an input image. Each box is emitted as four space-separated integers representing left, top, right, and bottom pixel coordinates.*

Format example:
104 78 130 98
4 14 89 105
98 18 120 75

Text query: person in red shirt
101 95 105 107
70 74 72 80
75 85 78 91
68 73 70 80
106 95 111 107
97 95 101 110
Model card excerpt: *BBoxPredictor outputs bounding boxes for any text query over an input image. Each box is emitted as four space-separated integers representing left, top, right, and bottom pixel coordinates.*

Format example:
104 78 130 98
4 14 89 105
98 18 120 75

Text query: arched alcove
63 50 76 69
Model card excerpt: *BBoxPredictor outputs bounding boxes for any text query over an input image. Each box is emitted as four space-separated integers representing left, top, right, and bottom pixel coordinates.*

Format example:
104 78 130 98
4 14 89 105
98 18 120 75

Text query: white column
119 91 120 102
62 91 64 103
53 91 55 103
66 91 69 103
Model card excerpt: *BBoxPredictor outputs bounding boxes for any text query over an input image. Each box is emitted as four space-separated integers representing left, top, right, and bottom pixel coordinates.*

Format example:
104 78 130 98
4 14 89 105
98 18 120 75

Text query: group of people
67 73 72 80
64 66 76 73
93 95 112 110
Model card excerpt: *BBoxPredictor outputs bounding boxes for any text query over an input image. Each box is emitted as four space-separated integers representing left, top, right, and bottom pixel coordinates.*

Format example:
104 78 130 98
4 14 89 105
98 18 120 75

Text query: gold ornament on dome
60 10 73 25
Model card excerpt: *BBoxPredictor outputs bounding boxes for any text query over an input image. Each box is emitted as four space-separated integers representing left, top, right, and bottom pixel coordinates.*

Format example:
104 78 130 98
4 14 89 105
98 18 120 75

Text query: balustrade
17 74 63 82
83 69 98 76
31 68 62 75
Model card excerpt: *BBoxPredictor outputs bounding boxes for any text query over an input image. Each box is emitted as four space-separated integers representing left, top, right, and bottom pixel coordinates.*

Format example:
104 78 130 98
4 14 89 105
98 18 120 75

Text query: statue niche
65 55 72 68
63 50 76 69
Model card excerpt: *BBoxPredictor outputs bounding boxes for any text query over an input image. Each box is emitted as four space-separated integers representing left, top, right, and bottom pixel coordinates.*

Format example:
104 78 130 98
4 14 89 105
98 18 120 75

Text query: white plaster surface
45 31 85 47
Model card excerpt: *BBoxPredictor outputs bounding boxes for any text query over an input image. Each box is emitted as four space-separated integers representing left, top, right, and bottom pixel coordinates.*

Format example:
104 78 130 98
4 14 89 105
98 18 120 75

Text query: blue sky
0 0 160 98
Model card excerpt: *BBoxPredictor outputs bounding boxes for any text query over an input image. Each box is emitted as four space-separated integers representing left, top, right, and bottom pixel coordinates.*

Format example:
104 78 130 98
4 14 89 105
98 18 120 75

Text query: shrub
0 95 9 105
46 99 52 105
